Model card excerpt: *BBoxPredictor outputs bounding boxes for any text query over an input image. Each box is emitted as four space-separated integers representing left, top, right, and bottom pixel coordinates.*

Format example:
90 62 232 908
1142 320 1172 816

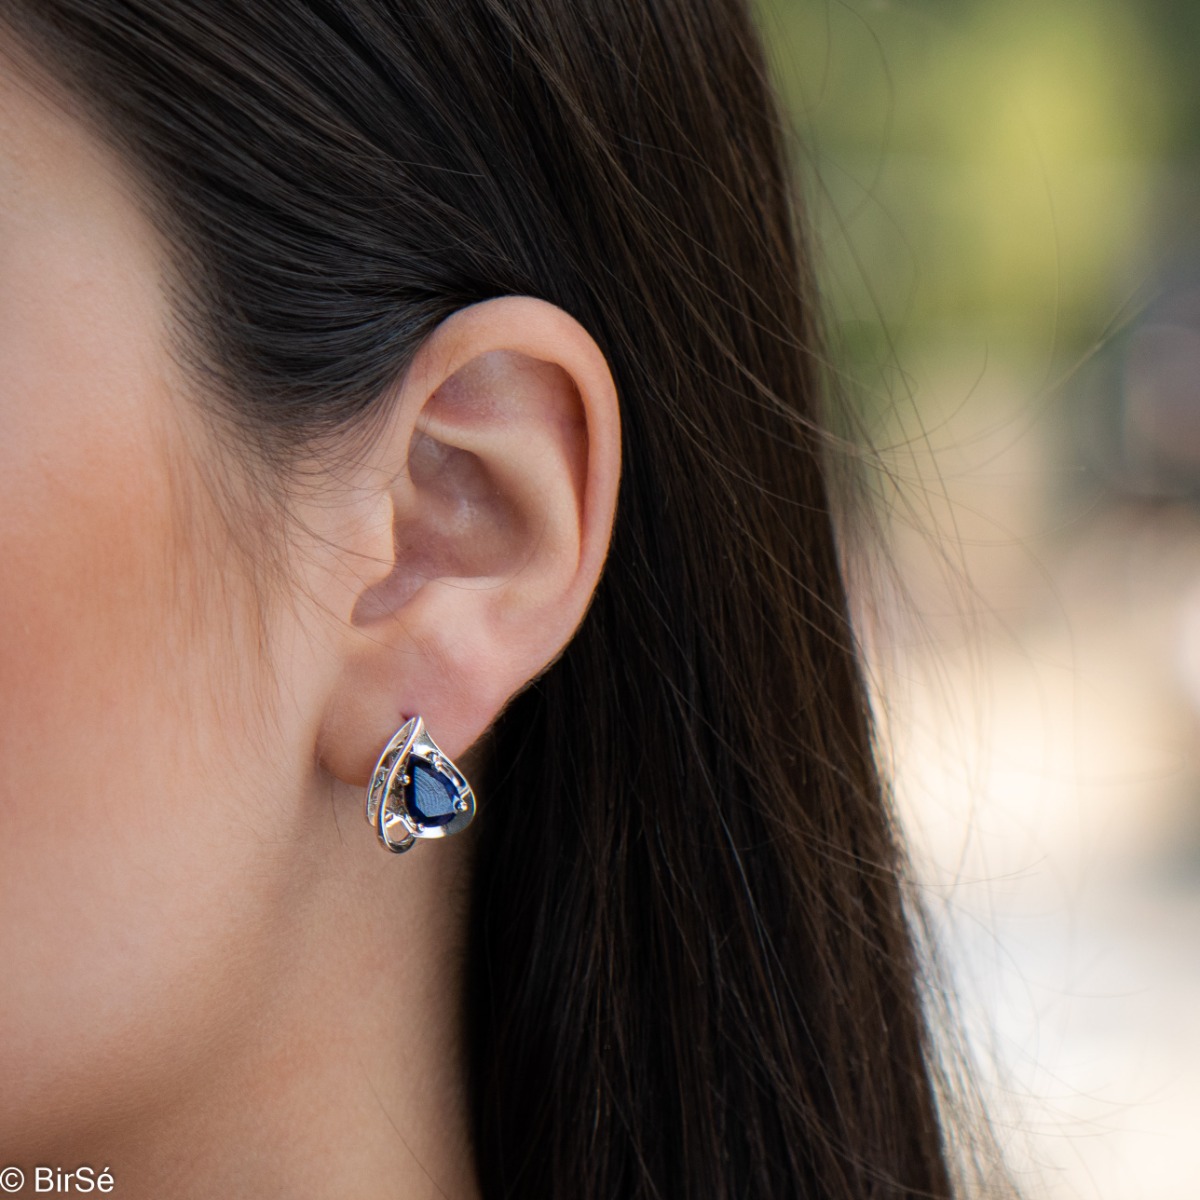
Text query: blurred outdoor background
756 1 1200 1196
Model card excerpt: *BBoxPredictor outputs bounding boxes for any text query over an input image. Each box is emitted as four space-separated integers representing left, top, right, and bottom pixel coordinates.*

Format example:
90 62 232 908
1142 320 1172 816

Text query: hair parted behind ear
0 0 1014 1196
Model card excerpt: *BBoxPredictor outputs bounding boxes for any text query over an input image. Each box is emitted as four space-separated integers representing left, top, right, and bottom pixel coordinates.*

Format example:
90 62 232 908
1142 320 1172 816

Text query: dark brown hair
1 1 1000 1195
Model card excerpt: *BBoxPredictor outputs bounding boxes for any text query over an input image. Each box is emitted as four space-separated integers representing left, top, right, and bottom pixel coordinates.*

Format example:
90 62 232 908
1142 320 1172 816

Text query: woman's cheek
0 125 282 1148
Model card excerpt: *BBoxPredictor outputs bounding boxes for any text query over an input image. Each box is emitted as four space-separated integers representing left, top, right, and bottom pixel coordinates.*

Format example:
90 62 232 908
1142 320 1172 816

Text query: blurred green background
756 0 1185 397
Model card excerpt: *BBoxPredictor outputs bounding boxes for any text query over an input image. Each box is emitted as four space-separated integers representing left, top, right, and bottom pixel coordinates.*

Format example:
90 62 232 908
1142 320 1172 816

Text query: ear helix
364 716 476 854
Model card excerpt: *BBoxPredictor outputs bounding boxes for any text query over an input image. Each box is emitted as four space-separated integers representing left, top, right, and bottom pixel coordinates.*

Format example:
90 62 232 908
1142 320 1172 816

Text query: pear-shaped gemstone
408 760 459 827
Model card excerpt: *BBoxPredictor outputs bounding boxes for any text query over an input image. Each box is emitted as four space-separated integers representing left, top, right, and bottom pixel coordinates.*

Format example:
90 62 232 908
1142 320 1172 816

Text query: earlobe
316 297 621 791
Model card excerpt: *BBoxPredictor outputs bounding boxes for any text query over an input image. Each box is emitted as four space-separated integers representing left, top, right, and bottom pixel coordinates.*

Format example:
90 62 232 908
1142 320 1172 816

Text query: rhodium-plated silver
365 715 476 854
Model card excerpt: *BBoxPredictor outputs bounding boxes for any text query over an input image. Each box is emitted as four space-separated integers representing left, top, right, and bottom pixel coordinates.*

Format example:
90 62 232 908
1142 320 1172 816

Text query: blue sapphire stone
408 760 459 827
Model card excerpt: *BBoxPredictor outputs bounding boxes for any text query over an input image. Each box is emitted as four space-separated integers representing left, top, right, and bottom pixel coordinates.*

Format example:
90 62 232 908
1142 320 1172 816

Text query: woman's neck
72 811 480 1200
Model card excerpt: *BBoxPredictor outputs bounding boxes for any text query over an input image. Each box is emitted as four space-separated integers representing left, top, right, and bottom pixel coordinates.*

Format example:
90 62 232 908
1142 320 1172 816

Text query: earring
365 715 476 854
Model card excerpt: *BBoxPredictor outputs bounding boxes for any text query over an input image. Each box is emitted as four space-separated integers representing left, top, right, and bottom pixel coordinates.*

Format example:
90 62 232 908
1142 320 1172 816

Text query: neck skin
50 812 480 1200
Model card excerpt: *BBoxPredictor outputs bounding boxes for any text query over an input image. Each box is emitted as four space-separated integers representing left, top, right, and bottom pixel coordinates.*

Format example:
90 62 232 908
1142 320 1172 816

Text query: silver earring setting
365 715 476 853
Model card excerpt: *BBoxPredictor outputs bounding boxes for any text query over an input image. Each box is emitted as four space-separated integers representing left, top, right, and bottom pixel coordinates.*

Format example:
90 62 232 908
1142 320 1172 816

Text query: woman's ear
316 296 621 787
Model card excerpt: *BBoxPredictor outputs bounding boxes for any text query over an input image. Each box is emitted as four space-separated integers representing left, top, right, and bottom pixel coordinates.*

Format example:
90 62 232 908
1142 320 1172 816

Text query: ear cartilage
365 716 476 853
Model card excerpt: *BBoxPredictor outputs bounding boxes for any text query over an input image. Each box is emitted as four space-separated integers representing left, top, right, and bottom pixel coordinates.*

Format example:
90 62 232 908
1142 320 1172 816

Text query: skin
0 54 620 1199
